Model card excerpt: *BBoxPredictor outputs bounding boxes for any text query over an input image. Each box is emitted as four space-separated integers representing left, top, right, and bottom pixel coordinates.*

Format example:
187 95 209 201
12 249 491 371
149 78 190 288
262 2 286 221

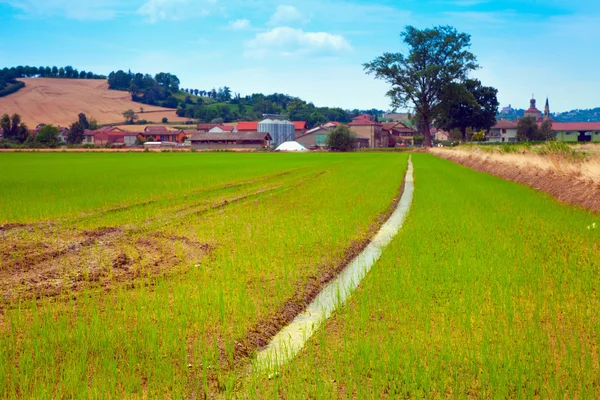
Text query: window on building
502 129 506 134
315 134 327 147
508 138 516 142
566 131 574 136
596 131 600 135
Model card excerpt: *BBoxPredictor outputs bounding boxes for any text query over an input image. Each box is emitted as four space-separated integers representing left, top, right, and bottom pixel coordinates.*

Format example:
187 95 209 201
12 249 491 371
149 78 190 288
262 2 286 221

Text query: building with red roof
348 115 384 148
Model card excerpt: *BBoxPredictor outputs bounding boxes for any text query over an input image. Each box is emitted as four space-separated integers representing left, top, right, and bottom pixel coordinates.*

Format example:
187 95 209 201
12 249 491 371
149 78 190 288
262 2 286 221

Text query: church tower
544 97 550 120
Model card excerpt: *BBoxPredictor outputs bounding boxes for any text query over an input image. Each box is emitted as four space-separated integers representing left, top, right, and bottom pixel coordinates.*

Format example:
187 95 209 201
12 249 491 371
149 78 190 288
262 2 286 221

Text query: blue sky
1 0 599 112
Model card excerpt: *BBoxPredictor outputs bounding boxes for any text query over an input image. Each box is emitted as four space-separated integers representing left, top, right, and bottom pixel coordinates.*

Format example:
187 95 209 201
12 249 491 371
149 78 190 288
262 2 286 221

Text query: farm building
292 121 308 136
258 119 295 148
196 124 218 133
83 126 128 145
348 114 384 148
553 122 600 143
296 125 336 149
382 122 415 147
144 126 170 135
137 130 186 144
190 132 272 149
208 125 236 133
237 121 259 132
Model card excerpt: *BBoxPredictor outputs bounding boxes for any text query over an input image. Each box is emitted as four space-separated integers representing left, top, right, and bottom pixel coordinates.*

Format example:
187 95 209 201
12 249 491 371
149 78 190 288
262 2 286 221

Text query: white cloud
268 5 309 26
227 18 251 30
244 26 351 58
0 0 125 20
137 0 218 23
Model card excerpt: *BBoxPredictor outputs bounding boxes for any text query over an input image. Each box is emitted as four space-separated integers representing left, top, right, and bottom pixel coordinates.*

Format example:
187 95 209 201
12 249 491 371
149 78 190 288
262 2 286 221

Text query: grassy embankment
242 153 599 398
0 152 408 398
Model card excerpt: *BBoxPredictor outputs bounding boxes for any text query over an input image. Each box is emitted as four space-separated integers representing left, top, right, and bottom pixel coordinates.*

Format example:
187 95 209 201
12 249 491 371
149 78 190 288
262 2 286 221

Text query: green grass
242 153 599 398
0 152 408 398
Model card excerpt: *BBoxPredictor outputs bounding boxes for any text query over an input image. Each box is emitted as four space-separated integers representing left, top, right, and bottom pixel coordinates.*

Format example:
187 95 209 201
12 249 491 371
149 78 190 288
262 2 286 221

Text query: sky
1 0 599 112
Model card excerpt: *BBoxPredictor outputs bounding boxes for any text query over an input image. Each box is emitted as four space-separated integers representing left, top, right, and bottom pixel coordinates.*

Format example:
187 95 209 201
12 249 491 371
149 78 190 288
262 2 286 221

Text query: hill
0 78 191 127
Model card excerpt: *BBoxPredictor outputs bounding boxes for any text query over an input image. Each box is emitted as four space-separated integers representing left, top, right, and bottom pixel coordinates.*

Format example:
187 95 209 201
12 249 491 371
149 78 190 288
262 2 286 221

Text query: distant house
196 124 218 133
57 126 70 143
236 121 259 132
137 129 186 144
208 125 237 133
292 121 308 136
432 129 451 142
296 125 336 149
348 114 383 148
488 120 519 143
553 122 600 143
144 126 170 135
83 126 126 145
190 132 272 149
382 122 415 147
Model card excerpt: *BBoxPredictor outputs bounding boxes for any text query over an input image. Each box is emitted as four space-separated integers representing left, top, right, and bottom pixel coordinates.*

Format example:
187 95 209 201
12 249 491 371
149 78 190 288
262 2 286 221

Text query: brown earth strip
191 160 408 396
433 151 600 213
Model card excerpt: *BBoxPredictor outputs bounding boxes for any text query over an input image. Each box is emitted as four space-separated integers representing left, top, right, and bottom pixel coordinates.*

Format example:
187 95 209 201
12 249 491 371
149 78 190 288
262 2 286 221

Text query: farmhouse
382 122 415 147
83 126 127 145
196 123 218 133
137 129 186 144
488 120 519 143
348 114 383 148
190 132 272 149
296 124 336 149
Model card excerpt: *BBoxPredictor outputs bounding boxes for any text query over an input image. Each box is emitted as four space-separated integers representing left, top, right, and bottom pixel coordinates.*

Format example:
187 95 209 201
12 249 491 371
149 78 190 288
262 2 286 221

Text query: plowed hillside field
0 78 191 127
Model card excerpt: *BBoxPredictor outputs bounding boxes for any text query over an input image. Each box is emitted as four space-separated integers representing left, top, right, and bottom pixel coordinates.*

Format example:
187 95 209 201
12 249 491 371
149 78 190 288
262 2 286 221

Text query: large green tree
36 125 60 147
0 113 29 143
516 116 541 142
436 79 499 141
67 121 85 144
326 125 357 152
364 25 479 147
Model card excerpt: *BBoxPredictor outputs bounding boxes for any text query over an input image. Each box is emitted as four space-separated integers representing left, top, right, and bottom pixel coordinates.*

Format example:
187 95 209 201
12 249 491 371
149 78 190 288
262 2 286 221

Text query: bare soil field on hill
0 78 191 127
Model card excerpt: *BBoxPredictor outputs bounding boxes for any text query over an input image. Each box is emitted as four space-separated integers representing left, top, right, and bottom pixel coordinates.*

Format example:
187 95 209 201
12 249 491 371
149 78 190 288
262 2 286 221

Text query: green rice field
0 152 598 398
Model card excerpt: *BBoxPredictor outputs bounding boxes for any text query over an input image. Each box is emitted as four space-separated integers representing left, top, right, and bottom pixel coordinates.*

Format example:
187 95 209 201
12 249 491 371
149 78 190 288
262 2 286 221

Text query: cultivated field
0 152 408 398
1 152 597 398
242 154 599 398
0 78 191 127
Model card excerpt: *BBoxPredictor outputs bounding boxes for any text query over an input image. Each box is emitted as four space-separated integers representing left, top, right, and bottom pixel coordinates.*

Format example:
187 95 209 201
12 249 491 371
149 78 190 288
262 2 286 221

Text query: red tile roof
196 124 218 131
493 120 519 129
144 126 169 133
292 121 307 130
237 121 259 131
348 118 380 126
552 122 600 131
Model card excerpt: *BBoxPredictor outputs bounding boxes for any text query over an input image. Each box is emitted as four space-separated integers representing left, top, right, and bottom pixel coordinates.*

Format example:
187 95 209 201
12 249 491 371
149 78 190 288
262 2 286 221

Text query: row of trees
1 65 105 82
1 112 97 147
181 87 233 102
108 70 181 108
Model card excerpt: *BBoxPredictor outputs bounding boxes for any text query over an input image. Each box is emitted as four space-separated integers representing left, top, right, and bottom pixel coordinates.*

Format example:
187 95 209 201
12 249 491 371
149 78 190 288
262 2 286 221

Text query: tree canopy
326 125 357 152
364 25 479 147
36 125 60 148
0 113 29 143
436 79 499 141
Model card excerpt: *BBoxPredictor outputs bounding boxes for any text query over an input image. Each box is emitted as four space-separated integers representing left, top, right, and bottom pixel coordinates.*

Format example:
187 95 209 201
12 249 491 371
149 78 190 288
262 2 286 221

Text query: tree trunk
461 126 467 142
423 117 433 147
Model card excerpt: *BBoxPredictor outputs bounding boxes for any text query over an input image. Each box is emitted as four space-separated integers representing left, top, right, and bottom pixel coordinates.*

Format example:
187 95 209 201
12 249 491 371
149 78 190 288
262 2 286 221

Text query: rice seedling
242 153 599 399
0 152 409 398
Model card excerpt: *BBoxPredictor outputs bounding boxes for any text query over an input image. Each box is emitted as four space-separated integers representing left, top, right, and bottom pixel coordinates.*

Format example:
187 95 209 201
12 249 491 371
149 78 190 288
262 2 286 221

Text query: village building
137 129 186 144
189 132 272 150
196 124 218 133
488 120 519 143
83 126 127 146
296 124 336 149
348 114 383 148
382 122 415 147
432 129 451 142
553 123 600 143
208 125 236 133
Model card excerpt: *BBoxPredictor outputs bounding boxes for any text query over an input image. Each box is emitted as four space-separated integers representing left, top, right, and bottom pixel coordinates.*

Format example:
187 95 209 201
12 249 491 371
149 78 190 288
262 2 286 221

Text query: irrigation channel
254 157 415 373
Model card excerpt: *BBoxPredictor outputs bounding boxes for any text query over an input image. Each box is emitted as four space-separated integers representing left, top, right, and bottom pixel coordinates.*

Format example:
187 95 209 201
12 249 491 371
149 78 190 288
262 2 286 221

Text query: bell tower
544 97 550 120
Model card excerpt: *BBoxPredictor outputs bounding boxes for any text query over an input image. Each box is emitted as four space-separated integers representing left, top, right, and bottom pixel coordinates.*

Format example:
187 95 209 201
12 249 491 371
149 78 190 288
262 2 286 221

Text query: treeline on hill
0 65 105 97
108 70 181 108
177 92 368 127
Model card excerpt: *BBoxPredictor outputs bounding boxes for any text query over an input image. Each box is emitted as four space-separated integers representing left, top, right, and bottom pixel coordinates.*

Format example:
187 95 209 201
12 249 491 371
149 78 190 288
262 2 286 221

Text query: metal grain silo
258 119 295 148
